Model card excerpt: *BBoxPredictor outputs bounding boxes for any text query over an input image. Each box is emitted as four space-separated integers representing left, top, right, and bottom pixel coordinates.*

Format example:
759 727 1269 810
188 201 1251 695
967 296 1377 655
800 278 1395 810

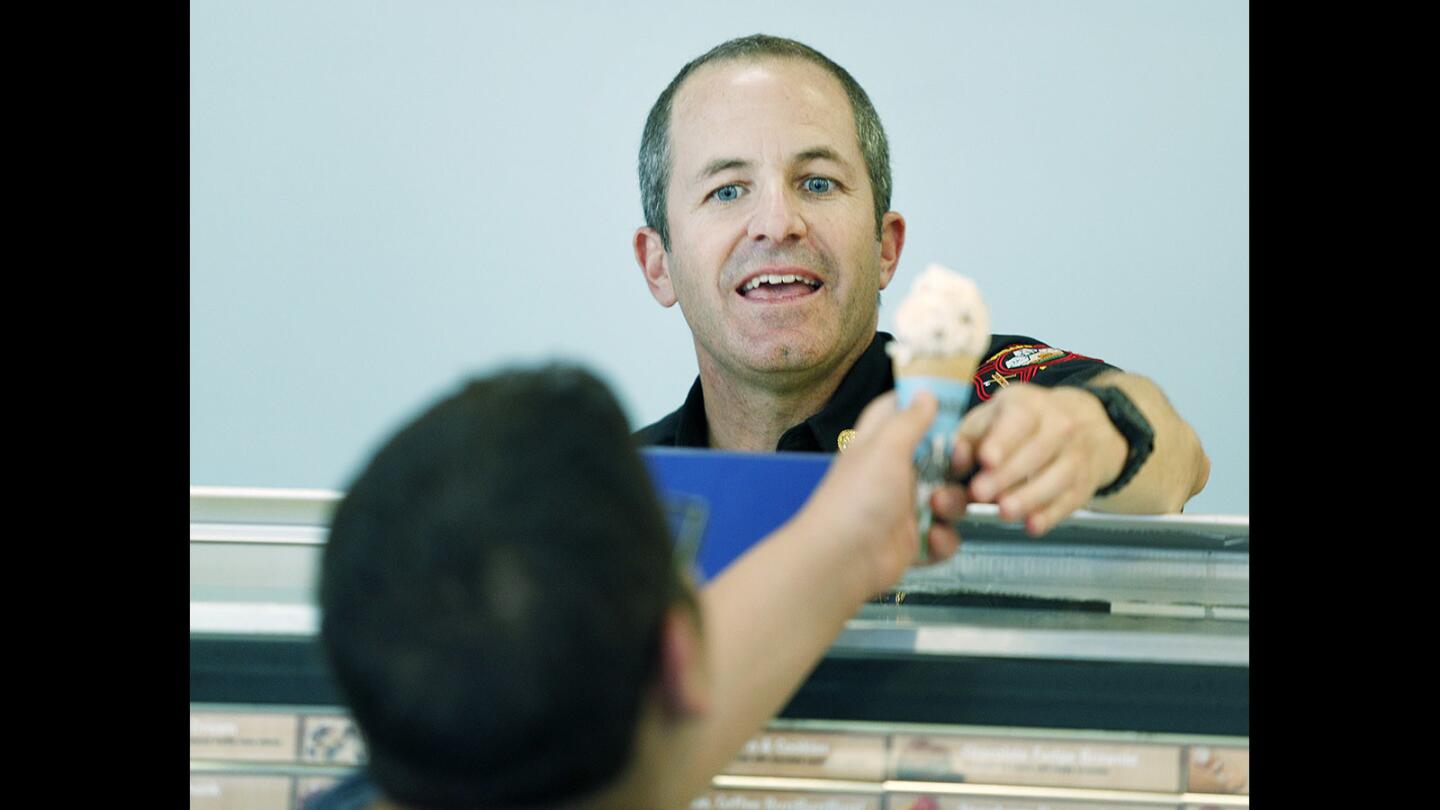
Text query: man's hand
952 384 1127 537
800 391 966 595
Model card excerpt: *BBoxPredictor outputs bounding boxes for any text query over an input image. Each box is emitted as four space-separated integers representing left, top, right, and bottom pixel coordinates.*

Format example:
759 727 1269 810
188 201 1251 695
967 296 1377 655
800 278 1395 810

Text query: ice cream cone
885 263 991 565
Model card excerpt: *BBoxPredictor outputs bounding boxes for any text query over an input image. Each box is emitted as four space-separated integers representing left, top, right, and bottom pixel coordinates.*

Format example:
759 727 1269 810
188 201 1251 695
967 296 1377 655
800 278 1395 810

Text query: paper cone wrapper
891 351 981 446
893 352 982 383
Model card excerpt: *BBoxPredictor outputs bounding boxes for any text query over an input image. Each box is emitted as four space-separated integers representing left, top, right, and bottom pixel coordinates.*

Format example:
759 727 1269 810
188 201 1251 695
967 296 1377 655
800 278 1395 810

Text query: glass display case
190 486 1248 809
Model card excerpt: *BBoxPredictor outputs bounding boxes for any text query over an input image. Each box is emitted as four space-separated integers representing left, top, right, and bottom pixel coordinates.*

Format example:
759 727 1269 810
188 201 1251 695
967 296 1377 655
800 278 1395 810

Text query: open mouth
736 272 824 301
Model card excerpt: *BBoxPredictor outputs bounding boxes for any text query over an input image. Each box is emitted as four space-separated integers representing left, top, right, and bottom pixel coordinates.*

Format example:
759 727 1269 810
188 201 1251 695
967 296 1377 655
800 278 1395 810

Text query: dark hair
639 34 893 250
319 365 681 808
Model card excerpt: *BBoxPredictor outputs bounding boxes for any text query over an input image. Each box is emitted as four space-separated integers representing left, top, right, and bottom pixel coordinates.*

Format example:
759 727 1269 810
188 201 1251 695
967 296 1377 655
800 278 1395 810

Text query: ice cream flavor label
190 775 292 810
689 791 880 810
300 715 366 764
1185 745 1248 794
190 711 300 762
889 734 1182 791
723 730 889 780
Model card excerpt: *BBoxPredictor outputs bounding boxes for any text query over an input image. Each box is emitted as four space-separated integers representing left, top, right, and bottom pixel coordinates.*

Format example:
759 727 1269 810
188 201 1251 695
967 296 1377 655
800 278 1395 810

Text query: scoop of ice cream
886 264 990 366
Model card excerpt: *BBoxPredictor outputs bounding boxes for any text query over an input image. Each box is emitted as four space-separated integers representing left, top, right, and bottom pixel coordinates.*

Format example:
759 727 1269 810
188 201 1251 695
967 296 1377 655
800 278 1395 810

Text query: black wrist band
1074 384 1155 497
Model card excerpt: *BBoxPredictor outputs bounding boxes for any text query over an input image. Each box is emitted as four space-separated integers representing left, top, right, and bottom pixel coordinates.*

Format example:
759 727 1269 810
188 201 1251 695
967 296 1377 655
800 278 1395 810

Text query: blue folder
643 447 833 581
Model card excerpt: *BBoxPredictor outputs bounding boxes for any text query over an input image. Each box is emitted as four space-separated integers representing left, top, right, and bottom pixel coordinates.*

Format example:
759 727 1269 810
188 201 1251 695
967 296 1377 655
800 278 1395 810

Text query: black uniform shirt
634 331 1117 453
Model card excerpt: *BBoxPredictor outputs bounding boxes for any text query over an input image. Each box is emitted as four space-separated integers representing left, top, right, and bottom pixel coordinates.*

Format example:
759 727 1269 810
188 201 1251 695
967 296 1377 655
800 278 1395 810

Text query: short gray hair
638 34 892 250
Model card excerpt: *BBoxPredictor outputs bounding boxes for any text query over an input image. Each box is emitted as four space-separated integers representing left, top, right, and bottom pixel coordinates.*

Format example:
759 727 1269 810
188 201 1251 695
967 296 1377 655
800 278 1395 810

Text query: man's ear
877 211 906 290
656 601 709 718
635 227 677 307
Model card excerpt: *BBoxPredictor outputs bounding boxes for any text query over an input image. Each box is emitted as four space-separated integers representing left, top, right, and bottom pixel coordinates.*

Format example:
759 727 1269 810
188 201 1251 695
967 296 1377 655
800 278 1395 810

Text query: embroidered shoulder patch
1002 346 1067 369
971 343 1102 401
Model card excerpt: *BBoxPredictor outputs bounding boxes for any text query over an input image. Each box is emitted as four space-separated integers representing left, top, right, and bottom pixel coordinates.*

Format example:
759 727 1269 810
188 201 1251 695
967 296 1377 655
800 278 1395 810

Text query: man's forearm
668 512 873 806
1086 371 1210 514
657 393 941 806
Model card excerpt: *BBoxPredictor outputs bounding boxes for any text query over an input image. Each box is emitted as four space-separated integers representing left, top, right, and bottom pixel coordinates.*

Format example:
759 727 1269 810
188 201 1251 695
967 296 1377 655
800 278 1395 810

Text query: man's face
640 58 904 389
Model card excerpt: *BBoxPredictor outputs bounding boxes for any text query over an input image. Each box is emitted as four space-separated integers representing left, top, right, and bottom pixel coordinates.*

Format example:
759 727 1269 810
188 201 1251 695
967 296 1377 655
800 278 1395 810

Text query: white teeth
741 274 820 291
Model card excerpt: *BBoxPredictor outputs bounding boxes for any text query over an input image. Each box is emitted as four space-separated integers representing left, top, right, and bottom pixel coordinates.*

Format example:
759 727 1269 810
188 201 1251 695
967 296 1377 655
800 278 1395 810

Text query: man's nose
746 185 807 243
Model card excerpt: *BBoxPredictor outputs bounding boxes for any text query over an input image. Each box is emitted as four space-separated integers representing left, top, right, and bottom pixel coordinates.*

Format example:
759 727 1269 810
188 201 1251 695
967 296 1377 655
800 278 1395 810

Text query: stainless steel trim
709 775 883 794
190 486 342 525
191 522 328 546
188 487 1248 542
896 542 1249 607
707 775 1250 807
882 779 1249 805
905 623 1247 666
760 717 1248 748
191 602 318 635
189 761 355 778
834 606 1248 666
964 503 1249 533
191 601 1248 666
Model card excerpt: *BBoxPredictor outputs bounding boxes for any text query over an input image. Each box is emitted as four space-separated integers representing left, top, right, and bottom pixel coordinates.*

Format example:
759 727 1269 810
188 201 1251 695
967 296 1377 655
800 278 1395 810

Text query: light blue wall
190 0 1248 515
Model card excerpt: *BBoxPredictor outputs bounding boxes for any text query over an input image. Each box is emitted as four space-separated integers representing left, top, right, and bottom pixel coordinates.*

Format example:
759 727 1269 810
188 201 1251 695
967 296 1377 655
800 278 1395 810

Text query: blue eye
804 177 834 194
712 184 742 202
